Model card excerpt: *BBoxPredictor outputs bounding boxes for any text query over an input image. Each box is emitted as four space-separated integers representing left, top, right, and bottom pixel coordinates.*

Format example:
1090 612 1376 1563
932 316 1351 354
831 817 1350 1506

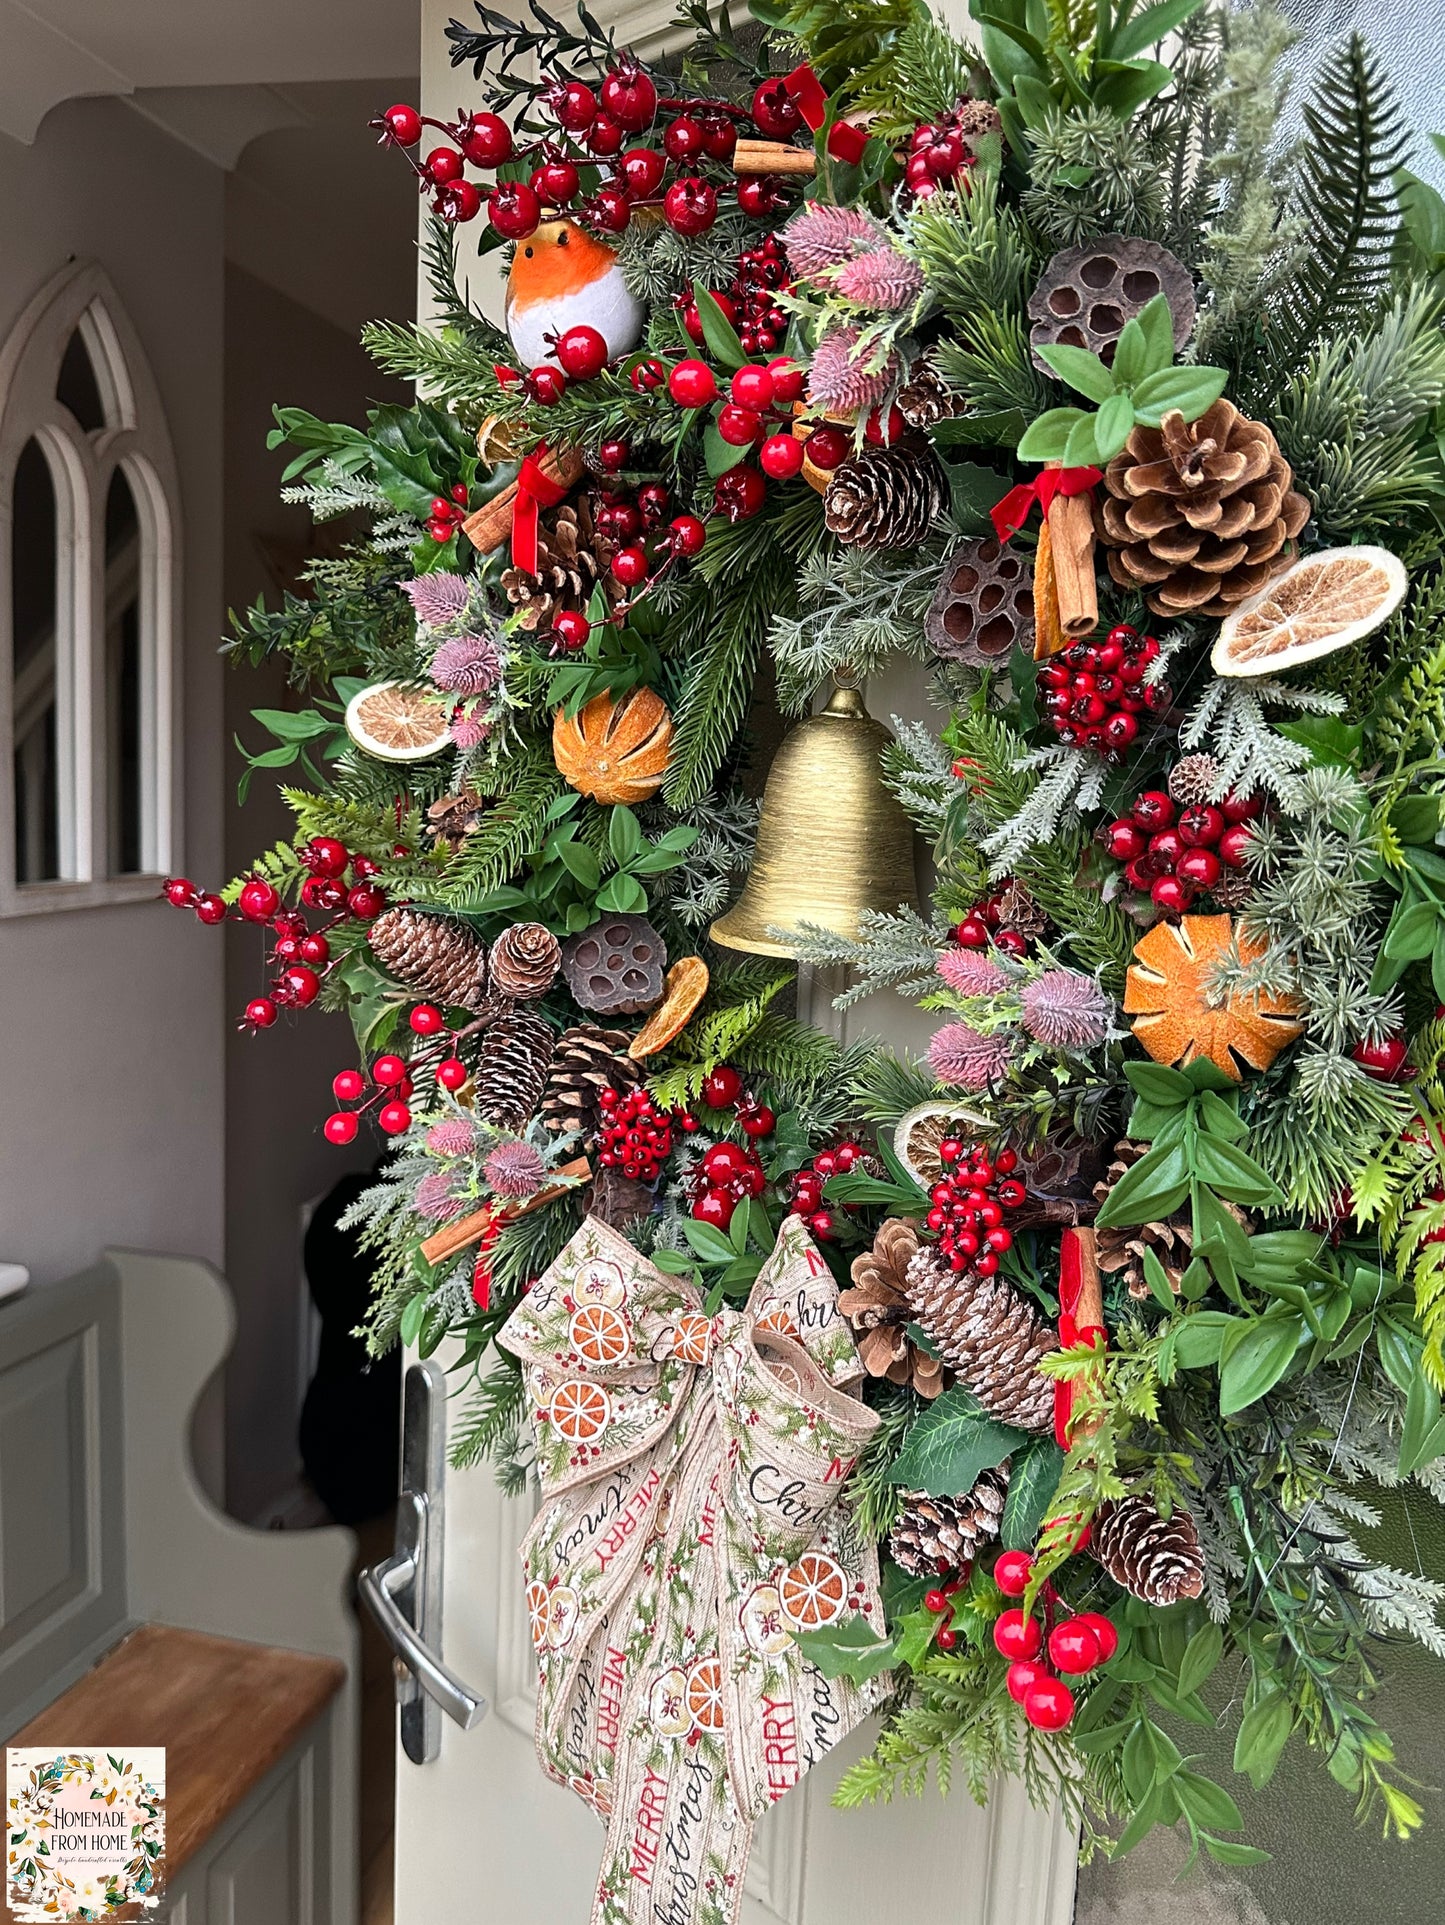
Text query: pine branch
435 749 563 907
449 1357 527 1471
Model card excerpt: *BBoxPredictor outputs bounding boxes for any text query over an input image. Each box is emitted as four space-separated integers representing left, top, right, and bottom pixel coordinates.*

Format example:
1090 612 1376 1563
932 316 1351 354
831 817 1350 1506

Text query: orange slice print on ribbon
549 1378 612 1443
685 1655 726 1733
779 1552 848 1629
672 1312 713 1365
740 1582 794 1656
568 1301 632 1365
755 1302 799 1339
525 1579 552 1651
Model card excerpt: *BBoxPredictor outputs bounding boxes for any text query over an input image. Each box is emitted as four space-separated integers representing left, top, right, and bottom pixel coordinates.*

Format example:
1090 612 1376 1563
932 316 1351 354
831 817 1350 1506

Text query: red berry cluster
787 1139 867 1244
727 233 792 357
427 483 470 543
324 1044 423 1146
598 1087 698 1181
922 1571 971 1651
951 879 1030 957
926 1140 1025 1273
1101 788 1260 916
990 1550 1118 1732
691 1141 768 1231
1037 625 1171 758
903 106 978 201
165 837 388 1033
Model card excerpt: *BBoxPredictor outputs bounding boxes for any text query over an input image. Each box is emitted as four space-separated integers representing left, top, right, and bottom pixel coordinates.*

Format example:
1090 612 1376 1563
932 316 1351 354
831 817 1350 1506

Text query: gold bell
710 683 919 958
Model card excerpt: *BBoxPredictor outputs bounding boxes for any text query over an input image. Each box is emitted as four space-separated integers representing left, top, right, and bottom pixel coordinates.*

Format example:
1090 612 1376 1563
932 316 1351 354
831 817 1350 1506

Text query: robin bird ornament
505 218 646 372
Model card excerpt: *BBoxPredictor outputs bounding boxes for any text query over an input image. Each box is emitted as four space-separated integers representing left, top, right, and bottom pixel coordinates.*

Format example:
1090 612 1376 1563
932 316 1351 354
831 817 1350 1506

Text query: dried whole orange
627 956 710 1058
1211 545 1407 677
1124 914 1303 1081
552 687 674 804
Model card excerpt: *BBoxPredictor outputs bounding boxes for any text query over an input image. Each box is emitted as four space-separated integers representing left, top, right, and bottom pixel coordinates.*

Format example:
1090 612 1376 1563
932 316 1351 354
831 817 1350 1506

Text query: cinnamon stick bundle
462 444 586 556
419 1155 591 1265
1045 489 1099 639
732 139 816 177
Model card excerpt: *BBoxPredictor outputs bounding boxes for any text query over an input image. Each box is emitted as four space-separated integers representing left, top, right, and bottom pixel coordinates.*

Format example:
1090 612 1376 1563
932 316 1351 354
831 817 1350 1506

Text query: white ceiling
0 0 418 144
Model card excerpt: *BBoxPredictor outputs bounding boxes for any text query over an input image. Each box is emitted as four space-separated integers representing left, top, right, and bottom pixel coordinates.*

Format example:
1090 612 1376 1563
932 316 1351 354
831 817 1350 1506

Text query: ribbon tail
990 480 1041 542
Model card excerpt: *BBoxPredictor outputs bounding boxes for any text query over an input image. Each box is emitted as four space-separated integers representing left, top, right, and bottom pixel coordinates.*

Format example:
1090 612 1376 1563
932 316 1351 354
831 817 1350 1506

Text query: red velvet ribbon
512 442 572 575
990 465 1102 544
471 1213 502 1312
1053 1226 1106 1450
785 62 870 166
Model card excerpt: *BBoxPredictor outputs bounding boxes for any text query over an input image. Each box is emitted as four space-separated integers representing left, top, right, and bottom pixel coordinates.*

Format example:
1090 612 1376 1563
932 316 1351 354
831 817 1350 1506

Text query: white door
377 6 1081 1920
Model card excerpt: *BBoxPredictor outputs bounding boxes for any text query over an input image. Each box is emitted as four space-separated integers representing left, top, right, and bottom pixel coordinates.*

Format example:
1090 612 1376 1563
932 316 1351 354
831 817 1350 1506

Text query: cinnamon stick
1045 489 1099 639
461 444 587 555
1032 517 1066 660
732 139 816 177
419 1155 591 1265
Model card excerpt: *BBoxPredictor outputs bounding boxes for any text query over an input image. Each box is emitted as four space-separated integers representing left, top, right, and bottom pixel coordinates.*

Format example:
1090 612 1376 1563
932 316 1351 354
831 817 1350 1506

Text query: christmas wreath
182 0 1445 1886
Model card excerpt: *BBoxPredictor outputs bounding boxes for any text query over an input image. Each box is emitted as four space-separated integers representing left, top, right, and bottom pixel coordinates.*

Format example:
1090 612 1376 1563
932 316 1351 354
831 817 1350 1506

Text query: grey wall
0 94 226 1280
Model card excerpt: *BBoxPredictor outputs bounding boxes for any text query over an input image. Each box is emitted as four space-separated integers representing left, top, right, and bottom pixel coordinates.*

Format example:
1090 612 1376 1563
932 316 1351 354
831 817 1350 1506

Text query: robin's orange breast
507 220 618 314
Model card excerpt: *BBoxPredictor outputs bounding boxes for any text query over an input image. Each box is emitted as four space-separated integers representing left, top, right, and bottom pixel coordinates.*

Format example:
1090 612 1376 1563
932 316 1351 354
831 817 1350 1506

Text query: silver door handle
358 1361 488 1762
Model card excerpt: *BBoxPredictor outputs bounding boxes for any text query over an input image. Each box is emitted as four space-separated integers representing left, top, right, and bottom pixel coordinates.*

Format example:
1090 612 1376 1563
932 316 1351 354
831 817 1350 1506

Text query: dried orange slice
1124 914 1303 1081
568 1302 631 1365
1211 545 1407 677
672 1312 713 1365
344 680 451 761
685 1655 726 1732
552 687 673 804
548 1378 612 1442
627 957 710 1059
894 1101 992 1189
778 1551 848 1628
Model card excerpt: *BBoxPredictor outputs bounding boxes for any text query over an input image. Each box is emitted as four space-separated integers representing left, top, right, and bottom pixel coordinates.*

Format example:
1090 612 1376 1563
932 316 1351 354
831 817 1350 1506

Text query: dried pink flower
404 572 471 628
415 1168 465 1220
449 710 489 750
834 247 925 313
426 1118 477 1157
1019 971 1113 1050
431 634 501 695
927 1021 1012 1090
484 1140 547 1199
782 202 884 280
807 326 901 417
937 948 1010 996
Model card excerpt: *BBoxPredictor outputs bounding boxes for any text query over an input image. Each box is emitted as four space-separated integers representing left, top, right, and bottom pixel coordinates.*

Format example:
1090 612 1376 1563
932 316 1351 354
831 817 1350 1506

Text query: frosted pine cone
839 1218 946 1399
889 1472 1010 1576
1094 1493 1205 1605
370 906 487 1008
471 1010 555 1131
488 921 562 1001
1168 753 1224 806
906 1247 1057 1433
824 445 946 549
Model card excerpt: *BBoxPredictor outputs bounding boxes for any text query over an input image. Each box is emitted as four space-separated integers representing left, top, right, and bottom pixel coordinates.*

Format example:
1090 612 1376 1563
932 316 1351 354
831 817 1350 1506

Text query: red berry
425 145 463 184
993 1610 1043 1661
1179 805 1226 848
803 424 848 470
301 875 346 911
373 1054 407 1087
864 403 907 446
305 836 349 877
487 180 541 239
1103 710 1139 750
692 1187 736 1231
1006 1659 1050 1705
702 1065 743 1108
740 1104 775 1138
663 116 705 161
436 1057 468 1092
600 65 658 133
1048 1619 1102 1675
610 544 650 587
525 364 567 406
751 77 801 139
1103 820 1147 862
1151 875 1191 915
807 1209 836 1241
552 80 597 133
377 1101 412 1136
1353 1035 1410 1081
552 608 591 649
713 464 766 520
380 103 423 146
1218 823 1254 869
298 933 330 965
759 432 804 480
935 1625 959 1652
597 438 630 473
619 146 665 198
736 173 787 216
163 876 198 907
663 176 716 236
244 996 278 1029
1131 791 1175 832
459 112 512 166
195 892 228 925
587 114 624 156
701 1141 748 1181
1023 1676 1075 1731
954 915 990 949
324 1111 360 1145
238 875 281 922
588 186 631 233
278 963 320 1006
767 358 806 404
669 358 718 408
347 882 386 920
409 1004 445 1036
1073 1611 1119 1663
333 1068 366 1102
995 929 1027 958
555 324 608 380
700 115 737 161
993 1549 1033 1597
924 1587 950 1614
636 484 670 527
730 365 775 411
668 513 707 557
718 403 762 446
1220 789 1263 823
531 159 580 205
1176 847 1222 890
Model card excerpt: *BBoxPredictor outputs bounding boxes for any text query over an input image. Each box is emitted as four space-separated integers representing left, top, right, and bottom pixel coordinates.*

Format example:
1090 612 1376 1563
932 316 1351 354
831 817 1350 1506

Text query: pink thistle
426 1118 477 1157
1019 971 1113 1050
484 1140 547 1199
927 1021 1012 1091
807 327 901 417
403 572 471 627
833 247 925 313
782 202 885 281
937 949 1010 997
431 634 501 695
415 1168 465 1220
449 709 489 750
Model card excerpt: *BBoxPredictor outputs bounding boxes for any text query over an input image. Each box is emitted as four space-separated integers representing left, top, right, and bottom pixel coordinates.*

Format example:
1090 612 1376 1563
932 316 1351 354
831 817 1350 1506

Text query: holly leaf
889 1388 1024 1496
792 1614 896 1685
1000 1435 1064 1548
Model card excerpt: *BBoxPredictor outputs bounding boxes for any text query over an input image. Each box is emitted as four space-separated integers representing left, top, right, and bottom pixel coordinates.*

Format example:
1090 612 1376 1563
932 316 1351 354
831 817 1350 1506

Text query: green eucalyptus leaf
1036 342 1119 403
1129 364 1229 426
607 805 644 867
1219 1312 1305 1414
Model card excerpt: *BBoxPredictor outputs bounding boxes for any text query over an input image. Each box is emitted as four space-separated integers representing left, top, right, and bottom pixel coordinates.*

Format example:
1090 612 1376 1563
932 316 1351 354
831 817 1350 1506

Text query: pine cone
839 1219 947 1400
1167 754 1223 807
905 1247 1057 1432
540 1024 641 1144
1096 400 1310 618
489 922 562 1001
427 790 486 852
896 357 958 431
370 906 487 1008
500 495 610 635
471 1009 555 1130
889 1471 1010 1577
1094 1492 1205 1605
1209 873 1256 911
1093 1139 1192 1300
993 879 1047 940
824 445 946 549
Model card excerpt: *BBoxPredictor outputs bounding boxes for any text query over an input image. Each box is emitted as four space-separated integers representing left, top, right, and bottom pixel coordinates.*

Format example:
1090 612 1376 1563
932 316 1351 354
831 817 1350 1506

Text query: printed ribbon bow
499 1213 888 1925
511 440 573 575
989 465 1102 543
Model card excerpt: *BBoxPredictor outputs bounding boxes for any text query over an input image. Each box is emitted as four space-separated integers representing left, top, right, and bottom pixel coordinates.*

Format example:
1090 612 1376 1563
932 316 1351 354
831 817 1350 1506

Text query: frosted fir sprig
785 906 955 1009
1180 677 1345 805
979 746 1104 872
